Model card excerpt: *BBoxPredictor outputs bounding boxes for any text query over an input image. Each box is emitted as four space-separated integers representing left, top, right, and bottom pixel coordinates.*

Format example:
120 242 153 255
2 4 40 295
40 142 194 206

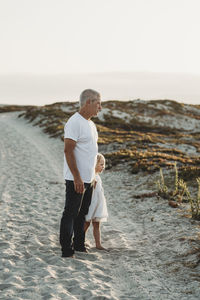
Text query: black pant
59 180 93 255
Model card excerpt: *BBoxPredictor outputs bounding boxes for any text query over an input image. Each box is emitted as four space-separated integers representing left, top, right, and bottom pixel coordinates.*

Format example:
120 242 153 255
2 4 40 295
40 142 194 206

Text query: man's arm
64 138 85 194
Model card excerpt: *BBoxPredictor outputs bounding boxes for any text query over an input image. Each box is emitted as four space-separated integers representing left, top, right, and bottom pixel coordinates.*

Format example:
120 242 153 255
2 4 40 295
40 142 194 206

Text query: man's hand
74 176 85 194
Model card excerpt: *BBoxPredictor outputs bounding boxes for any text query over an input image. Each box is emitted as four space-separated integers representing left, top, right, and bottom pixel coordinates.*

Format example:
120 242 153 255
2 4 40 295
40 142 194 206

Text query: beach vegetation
3 99 199 176
155 168 169 199
184 178 200 220
156 163 200 220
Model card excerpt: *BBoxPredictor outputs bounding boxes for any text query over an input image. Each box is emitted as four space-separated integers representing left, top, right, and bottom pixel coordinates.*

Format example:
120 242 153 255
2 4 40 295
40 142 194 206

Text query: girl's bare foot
96 245 109 251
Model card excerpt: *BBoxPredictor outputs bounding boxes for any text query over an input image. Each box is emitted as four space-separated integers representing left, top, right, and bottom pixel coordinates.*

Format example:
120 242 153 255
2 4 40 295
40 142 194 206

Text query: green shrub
185 178 200 220
156 164 200 220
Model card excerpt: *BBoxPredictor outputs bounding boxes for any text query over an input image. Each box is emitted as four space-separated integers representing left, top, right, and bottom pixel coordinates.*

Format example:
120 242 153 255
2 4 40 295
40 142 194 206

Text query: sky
0 0 200 105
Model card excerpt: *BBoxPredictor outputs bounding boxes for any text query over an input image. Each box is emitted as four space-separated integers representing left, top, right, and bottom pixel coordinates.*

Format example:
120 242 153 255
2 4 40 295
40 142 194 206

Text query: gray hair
79 89 100 107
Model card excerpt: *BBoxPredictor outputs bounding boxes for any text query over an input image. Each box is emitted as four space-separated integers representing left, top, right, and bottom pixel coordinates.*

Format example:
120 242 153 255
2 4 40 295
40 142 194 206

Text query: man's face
89 97 102 117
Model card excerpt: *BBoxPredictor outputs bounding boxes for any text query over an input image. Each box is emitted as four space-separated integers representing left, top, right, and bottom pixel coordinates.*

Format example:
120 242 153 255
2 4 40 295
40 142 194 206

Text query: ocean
0 72 199 106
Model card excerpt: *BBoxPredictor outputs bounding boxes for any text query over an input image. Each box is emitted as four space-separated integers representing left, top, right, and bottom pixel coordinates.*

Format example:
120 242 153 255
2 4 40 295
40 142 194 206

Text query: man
59 89 102 257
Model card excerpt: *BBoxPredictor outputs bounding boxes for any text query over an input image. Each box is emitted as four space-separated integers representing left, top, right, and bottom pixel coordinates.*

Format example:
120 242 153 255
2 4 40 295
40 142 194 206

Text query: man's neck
78 109 91 120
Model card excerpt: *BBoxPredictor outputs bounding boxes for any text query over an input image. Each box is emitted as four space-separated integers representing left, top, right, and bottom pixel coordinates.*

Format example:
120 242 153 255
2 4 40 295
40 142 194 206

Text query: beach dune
0 112 199 300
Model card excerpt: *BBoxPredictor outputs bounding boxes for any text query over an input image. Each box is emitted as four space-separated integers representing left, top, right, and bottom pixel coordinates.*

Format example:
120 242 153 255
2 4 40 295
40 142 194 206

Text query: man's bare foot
85 242 91 249
62 254 75 258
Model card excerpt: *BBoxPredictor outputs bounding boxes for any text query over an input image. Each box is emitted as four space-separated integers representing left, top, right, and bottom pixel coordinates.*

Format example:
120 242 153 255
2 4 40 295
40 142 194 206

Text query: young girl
84 153 108 250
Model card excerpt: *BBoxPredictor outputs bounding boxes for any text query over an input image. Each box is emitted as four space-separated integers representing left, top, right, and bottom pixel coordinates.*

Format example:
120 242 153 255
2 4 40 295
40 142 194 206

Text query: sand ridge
0 112 200 299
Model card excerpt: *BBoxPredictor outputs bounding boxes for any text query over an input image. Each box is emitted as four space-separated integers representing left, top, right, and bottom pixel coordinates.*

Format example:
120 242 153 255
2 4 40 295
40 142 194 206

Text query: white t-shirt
63 112 98 183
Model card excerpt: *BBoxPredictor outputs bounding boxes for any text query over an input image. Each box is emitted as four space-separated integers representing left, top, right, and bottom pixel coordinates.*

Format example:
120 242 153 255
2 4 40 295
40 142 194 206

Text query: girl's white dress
85 174 108 222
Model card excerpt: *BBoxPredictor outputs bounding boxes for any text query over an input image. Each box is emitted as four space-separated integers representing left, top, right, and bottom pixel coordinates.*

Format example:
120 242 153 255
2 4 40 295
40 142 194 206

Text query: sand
0 112 200 300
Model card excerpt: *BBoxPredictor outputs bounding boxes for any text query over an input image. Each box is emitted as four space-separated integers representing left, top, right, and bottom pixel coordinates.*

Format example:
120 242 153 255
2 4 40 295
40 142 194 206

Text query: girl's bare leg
84 221 91 233
84 221 91 248
92 221 106 250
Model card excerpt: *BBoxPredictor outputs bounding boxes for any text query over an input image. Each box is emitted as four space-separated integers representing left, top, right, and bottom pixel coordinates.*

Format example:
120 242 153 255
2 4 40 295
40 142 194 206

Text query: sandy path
0 113 199 300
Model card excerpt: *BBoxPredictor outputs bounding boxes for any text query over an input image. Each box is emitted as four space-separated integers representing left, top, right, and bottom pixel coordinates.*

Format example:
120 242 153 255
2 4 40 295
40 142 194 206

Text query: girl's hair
97 153 105 163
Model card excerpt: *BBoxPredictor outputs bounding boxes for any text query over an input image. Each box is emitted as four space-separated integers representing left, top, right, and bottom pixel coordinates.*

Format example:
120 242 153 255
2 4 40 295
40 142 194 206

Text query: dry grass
0 105 34 113
1 99 198 174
